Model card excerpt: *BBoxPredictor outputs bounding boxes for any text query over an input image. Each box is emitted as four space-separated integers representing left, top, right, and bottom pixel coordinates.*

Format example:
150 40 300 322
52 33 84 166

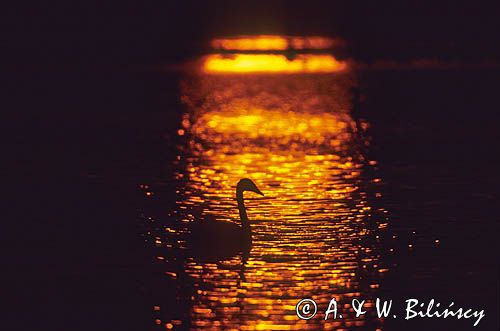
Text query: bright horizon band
210 35 343 51
203 54 348 74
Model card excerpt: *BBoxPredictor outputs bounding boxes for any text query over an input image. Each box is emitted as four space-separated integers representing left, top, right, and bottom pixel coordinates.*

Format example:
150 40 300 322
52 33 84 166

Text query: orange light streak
211 35 341 51
203 54 347 74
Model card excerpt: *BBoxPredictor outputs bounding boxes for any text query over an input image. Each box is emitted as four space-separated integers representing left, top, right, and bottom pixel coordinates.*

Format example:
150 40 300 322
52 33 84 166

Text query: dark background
3 1 499 330
4 1 500 67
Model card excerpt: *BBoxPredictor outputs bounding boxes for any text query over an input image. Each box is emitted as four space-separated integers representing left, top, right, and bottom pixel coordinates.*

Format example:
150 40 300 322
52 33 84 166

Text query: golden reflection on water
152 73 387 330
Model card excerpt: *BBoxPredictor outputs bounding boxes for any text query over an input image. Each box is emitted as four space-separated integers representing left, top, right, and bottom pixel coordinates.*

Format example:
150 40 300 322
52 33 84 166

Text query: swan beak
254 187 264 196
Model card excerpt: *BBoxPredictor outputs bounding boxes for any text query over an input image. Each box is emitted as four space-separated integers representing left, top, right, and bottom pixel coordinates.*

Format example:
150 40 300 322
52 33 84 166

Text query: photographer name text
295 298 485 327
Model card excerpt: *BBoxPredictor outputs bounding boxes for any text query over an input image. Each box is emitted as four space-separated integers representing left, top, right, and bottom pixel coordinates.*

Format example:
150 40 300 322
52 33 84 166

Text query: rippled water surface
141 73 392 330
11 66 497 331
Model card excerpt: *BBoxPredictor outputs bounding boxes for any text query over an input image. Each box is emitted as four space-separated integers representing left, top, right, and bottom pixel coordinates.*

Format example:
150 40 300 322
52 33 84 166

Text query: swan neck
236 190 250 231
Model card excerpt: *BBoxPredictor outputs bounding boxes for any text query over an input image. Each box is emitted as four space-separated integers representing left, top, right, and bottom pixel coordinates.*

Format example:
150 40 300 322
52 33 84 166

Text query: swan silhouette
186 178 264 260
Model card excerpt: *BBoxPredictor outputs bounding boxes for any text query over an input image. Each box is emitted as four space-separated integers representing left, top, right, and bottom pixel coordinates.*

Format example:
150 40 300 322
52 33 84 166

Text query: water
142 74 388 330
8 68 497 331
133 70 498 330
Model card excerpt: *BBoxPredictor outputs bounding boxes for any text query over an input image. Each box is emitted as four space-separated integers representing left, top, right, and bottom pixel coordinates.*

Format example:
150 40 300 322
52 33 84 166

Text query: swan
186 178 264 260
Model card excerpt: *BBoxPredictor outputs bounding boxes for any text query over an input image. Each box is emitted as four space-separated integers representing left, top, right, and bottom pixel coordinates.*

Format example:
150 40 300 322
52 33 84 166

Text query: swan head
237 178 264 196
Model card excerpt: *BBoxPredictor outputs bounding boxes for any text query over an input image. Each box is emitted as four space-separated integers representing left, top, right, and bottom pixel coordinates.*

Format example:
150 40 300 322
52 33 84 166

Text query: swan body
186 178 263 260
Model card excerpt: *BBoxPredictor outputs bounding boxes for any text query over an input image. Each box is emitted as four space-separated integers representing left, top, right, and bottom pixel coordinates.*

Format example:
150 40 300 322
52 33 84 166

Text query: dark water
6 69 498 330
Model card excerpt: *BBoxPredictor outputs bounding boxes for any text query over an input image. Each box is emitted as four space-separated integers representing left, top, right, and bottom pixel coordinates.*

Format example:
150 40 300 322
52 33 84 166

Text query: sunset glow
210 35 341 51
203 54 347 74
211 35 288 51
